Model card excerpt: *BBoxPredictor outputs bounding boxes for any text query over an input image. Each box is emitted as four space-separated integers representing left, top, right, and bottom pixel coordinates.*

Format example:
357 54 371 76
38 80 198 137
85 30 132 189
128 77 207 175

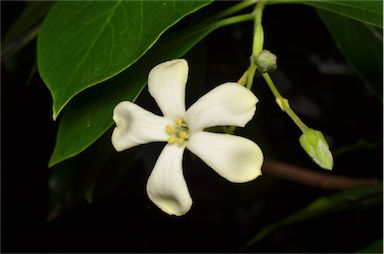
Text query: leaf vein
66 0 122 97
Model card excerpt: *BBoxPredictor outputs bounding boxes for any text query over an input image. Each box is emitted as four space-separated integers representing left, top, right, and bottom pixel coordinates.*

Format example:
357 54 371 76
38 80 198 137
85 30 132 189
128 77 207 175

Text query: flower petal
186 83 258 133
146 144 192 216
112 101 171 151
187 132 263 183
148 59 188 120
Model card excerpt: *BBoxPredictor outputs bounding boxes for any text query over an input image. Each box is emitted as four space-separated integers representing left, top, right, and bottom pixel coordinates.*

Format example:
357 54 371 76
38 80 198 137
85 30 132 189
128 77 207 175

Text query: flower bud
299 128 334 170
255 50 277 73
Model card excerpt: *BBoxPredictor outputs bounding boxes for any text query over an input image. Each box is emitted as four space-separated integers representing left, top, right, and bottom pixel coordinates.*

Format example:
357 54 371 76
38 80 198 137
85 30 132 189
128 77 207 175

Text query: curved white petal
146 144 192 216
111 101 171 151
148 59 188 120
186 83 258 133
187 132 263 183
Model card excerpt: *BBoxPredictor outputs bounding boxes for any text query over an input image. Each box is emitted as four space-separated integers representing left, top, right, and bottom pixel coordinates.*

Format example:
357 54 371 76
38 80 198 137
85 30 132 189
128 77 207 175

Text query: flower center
165 117 189 145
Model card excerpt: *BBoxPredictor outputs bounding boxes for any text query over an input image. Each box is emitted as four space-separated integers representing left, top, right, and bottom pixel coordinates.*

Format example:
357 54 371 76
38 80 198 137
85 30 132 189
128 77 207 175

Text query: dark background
2 1 382 252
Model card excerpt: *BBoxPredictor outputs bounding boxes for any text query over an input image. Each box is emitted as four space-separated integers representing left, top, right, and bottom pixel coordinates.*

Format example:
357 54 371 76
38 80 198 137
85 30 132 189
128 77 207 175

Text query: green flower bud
299 128 334 170
255 50 277 73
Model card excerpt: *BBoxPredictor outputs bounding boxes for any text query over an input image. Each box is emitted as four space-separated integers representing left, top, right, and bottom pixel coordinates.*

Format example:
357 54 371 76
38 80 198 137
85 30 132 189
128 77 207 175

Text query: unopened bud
299 128 334 170
255 50 277 73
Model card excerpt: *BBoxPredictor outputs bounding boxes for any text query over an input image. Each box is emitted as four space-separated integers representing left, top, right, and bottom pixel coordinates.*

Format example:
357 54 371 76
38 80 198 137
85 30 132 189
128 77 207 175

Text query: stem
252 0 266 55
263 160 379 190
237 70 249 86
253 0 265 25
262 72 308 132
207 0 258 22
174 9 255 48
261 72 282 98
193 0 258 34
246 64 257 89
173 13 254 55
210 13 254 29
245 0 266 90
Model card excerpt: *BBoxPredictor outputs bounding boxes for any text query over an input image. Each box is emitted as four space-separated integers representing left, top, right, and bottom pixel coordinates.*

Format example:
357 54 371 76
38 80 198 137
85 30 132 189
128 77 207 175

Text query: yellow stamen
165 125 174 134
165 117 189 146
167 136 176 144
175 117 183 127
178 131 188 139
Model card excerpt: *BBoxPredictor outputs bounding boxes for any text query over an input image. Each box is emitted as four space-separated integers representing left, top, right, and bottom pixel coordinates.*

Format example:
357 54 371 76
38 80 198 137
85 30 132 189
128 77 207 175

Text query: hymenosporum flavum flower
112 59 263 216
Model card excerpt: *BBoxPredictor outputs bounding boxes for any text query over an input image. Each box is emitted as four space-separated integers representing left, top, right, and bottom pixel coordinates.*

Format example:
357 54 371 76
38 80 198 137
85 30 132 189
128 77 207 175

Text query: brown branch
262 160 379 190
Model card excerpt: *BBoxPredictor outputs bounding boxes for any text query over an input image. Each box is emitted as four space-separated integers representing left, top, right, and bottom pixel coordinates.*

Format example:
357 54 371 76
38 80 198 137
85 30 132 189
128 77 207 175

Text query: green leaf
48 12 254 167
306 1 383 28
318 10 383 100
37 0 212 120
356 239 383 253
47 130 138 221
2 1 53 59
269 0 383 28
243 184 382 249
334 139 382 157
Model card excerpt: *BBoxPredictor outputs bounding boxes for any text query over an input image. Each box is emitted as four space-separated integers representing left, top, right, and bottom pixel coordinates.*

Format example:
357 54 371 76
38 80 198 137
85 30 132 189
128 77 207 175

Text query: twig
263 160 379 190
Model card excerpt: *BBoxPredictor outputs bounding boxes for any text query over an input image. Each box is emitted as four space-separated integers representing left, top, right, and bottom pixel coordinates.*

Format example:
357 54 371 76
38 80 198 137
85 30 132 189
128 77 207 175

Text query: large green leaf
47 129 138 221
48 13 253 167
305 1 382 28
243 184 382 249
318 10 383 100
269 0 382 28
37 0 212 120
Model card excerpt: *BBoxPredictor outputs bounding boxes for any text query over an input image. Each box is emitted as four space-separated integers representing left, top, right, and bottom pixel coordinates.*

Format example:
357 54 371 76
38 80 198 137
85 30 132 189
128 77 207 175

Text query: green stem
261 72 282 98
193 0 258 34
252 0 266 55
210 13 254 29
237 69 249 86
245 0 266 90
207 0 258 22
246 64 257 89
262 73 309 132
175 13 254 54
253 0 265 24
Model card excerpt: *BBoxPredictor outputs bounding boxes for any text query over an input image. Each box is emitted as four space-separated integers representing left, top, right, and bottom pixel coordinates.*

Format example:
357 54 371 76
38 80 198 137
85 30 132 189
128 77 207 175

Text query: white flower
112 59 263 216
